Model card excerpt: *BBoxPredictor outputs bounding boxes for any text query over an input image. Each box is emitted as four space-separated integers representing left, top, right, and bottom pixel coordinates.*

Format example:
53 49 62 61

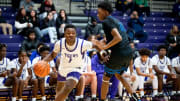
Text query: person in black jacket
127 11 147 42
56 9 70 38
39 0 57 20
28 10 41 39
85 16 102 39
15 8 33 36
21 28 40 56
165 25 180 58
40 12 57 43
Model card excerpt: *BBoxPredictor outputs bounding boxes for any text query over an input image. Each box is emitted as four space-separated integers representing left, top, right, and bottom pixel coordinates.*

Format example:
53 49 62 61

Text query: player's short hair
98 1 113 14
157 45 167 51
37 42 45 49
64 24 76 32
39 45 50 53
139 48 151 56
0 43 7 50
18 50 27 56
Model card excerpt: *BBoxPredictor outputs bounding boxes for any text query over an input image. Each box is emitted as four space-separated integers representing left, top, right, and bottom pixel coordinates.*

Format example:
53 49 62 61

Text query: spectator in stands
40 12 57 43
152 45 177 96
0 8 13 35
20 0 34 15
127 11 148 43
173 0 180 17
15 8 33 36
29 42 45 62
85 16 102 39
28 10 41 39
32 45 56 101
115 0 137 16
21 28 40 56
165 25 180 58
135 0 150 16
39 0 57 20
9 50 38 101
56 9 70 38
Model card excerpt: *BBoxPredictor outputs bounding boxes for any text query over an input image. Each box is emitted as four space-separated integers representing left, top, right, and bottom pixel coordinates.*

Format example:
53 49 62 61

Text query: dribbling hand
92 39 105 50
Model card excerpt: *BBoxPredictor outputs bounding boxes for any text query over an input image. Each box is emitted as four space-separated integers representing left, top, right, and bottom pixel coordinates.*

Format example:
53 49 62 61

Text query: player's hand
2 71 7 77
24 80 28 88
90 71 96 76
92 39 105 50
13 72 17 78
130 75 136 82
171 73 176 78
149 73 154 79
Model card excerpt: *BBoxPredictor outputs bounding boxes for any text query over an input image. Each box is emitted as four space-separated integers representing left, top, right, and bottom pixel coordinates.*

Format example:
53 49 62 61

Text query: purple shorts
57 72 81 83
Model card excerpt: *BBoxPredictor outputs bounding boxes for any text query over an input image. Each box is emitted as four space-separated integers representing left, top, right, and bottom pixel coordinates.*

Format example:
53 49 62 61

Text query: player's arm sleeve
82 40 93 52
167 58 171 66
134 58 140 69
27 60 32 68
53 40 60 54
151 57 157 66
172 58 177 67
7 61 15 70
149 59 153 69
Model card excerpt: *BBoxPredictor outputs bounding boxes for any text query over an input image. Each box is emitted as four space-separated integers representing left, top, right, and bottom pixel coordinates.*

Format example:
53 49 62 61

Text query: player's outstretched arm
43 51 57 62
104 28 122 49
92 28 122 50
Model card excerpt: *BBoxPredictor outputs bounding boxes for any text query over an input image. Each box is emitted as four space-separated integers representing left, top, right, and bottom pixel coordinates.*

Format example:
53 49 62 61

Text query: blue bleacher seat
136 43 153 50
144 29 168 36
145 36 166 43
6 52 18 60
0 35 24 43
6 43 21 52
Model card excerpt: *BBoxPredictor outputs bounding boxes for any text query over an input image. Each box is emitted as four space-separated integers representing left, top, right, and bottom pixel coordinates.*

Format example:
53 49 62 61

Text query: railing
0 0 11 6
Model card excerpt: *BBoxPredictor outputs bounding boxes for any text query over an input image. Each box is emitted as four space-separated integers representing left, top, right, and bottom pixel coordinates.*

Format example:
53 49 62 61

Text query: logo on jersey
64 53 78 63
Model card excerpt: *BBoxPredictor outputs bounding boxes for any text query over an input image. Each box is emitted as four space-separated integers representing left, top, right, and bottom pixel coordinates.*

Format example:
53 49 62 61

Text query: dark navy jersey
102 16 133 69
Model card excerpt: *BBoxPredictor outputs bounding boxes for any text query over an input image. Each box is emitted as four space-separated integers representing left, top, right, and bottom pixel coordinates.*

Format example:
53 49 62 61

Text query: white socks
80 95 83 98
75 96 80 100
19 98 22 101
140 91 144 97
42 96 46 100
12 97 16 101
92 94 96 98
159 92 163 95
178 91 180 93
153 90 158 96
32 98 36 101
172 91 176 95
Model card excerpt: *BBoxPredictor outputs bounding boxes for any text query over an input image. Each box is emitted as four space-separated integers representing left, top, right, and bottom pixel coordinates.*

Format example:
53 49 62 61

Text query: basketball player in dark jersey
92 2 139 101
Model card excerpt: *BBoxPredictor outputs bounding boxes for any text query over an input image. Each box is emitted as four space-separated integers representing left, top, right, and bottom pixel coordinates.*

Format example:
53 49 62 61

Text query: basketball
33 61 50 77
